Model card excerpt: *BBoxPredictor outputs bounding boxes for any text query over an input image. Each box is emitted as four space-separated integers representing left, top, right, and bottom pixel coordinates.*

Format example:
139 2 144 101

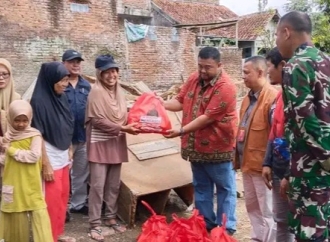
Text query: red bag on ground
127 92 172 134
168 209 211 242
210 214 237 242
137 200 171 242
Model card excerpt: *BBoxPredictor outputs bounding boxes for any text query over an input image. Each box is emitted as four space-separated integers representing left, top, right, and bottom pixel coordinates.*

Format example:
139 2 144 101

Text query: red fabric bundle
210 214 237 242
137 200 171 242
127 92 171 134
168 210 211 242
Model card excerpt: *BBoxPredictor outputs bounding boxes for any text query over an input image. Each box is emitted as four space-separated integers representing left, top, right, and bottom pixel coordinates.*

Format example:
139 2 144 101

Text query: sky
220 0 287 15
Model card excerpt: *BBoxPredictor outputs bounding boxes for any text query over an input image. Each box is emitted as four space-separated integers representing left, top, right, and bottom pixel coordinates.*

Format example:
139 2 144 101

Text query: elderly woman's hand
121 123 139 135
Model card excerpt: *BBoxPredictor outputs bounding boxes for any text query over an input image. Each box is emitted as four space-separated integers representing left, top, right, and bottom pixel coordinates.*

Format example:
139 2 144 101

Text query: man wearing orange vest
235 56 278 242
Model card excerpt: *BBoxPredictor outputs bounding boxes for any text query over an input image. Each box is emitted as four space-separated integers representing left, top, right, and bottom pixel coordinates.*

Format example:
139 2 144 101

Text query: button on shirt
176 71 238 162
64 77 91 144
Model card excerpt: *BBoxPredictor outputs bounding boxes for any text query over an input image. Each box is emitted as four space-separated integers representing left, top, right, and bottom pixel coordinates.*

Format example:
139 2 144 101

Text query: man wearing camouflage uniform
276 11 330 241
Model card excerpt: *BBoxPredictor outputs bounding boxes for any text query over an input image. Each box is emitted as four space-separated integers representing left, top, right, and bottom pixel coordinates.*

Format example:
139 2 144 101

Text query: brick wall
195 46 247 98
0 0 127 94
0 0 198 95
127 28 196 90
220 48 247 98
1 0 242 96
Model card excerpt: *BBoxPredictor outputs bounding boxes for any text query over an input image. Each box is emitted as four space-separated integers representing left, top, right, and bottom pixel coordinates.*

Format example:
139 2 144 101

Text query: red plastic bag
127 92 172 134
137 200 171 242
168 209 211 242
210 214 237 242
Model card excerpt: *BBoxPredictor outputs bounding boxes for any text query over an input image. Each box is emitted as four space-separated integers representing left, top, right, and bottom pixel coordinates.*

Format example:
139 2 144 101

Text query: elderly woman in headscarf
86 55 138 241
30 62 75 242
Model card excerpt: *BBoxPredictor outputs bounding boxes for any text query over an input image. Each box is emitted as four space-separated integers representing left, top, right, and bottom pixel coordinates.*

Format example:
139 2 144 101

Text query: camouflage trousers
288 176 330 241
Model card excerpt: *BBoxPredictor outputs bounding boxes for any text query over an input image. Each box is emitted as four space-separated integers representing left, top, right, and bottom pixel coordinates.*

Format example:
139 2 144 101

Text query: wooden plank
133 81 152 94
121 111 192 195
136 147 179 160
128 139 180 160
117 182 137 228
128 139 178 154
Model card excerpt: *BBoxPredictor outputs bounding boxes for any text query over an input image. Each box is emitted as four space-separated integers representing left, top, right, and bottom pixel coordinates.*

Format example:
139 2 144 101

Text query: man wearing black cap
62 49 91 219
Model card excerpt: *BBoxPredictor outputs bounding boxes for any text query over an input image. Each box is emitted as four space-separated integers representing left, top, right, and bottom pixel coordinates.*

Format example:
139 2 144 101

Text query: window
242 47 252 58
70 3 89 13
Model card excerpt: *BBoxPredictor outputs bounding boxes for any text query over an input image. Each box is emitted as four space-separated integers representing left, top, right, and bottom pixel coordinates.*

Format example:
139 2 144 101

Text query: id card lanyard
237 100 255 142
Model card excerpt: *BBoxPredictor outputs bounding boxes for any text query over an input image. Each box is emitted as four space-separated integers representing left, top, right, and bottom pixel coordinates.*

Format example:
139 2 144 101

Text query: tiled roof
152 0 238 24
211 10 279 40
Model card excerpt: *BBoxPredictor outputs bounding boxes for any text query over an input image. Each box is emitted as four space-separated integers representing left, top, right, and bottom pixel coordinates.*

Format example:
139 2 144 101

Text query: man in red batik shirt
162 47 238 235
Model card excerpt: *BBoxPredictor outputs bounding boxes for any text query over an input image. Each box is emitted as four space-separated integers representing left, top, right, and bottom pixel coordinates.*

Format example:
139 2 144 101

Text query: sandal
88 227 104 242
104 220 126 233
58 235 76 242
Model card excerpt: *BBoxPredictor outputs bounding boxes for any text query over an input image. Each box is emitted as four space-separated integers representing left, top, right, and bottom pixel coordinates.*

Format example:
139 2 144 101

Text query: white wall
255 20 277 51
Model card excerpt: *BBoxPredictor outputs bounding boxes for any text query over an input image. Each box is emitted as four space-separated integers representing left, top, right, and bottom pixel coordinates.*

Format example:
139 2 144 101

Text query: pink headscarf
5 100 40 142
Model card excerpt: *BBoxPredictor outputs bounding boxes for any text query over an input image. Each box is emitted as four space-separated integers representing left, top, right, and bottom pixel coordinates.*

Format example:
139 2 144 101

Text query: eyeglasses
0 73 10 79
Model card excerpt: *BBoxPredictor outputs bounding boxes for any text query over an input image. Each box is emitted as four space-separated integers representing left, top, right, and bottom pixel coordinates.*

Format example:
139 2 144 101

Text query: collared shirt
283 43 330 177
236 91 259 164
176 71 238 163
237 90 275 164
64 76 91 144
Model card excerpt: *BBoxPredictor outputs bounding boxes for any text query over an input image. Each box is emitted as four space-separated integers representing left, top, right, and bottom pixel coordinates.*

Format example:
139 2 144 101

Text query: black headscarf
30 62 74 150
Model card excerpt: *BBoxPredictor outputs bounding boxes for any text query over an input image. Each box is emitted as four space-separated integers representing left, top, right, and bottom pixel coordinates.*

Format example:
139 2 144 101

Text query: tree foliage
284 0 316 12
318 0 330 14
285 0 330 53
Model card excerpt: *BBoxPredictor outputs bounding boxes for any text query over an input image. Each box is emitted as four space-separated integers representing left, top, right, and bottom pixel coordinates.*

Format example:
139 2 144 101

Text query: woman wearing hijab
86 55 138 241
0 58 21 136
0 100 53 242
0 59 21 193
30 62 75 242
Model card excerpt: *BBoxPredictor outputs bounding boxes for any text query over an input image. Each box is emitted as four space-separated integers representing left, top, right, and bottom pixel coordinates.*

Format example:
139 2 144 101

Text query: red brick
0 0 197 94
0 0 245 97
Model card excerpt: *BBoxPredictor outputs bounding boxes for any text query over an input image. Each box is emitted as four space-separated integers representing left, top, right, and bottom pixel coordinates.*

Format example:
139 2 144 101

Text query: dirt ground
65 172 251 242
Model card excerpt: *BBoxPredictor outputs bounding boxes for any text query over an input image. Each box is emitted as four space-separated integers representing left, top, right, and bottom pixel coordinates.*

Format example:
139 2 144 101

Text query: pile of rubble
82 74 183 106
